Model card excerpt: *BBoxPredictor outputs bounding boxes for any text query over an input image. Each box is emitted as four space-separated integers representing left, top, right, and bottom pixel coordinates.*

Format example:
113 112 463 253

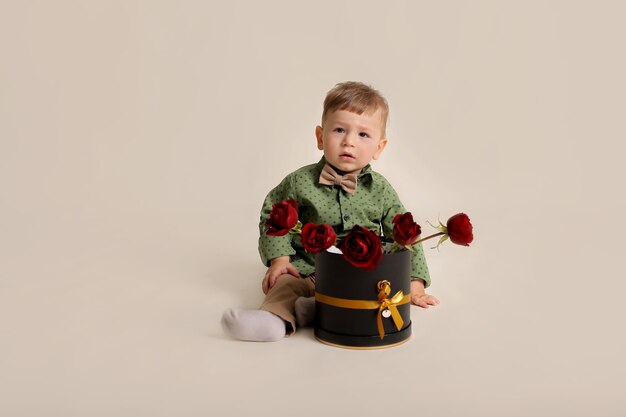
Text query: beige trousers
259 274 316 335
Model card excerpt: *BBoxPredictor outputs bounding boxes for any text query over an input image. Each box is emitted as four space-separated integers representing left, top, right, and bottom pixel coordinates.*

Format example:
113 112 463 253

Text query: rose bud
446 213 473 246
301 223 337 253
338 225 383 271
392 212 422 246
265 199 299 236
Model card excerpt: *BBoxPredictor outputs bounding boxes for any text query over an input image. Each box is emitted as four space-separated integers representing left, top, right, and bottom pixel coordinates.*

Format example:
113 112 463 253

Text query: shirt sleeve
258 174 297 267
380 179 432 288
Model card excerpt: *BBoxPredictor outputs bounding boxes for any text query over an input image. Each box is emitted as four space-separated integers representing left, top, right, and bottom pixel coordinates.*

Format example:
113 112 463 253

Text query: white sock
295 296 316 327
221 308 286 342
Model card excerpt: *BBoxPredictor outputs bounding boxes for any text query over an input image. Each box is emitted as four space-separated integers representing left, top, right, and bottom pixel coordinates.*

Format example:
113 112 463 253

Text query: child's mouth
340 153 355 160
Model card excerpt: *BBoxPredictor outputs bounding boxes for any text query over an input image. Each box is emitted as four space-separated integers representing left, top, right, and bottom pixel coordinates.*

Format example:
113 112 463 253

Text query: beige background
1 1 625 416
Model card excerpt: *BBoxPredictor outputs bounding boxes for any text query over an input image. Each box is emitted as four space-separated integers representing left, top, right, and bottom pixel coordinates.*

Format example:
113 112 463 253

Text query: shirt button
343 215 350 221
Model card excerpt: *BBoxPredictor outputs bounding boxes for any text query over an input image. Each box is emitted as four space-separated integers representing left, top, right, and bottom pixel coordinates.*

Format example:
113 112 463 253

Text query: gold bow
315 280 410 340
375 281 406 340
318 163 358 194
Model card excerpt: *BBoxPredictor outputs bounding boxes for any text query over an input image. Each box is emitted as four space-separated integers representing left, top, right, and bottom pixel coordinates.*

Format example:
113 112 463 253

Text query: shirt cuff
410 276 431 288
258 234 296 267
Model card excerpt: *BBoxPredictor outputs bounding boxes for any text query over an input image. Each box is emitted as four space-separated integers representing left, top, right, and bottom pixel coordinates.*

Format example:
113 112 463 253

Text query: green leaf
432 234 449 249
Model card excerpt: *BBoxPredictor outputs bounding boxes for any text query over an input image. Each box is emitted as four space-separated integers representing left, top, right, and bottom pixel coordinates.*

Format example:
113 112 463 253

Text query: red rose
265 199 298 236
392 212 422 246
301 223 336 253
446 213 473 246
338 225 383 271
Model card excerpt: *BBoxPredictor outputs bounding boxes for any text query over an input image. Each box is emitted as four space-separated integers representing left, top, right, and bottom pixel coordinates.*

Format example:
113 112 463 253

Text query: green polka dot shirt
258 157 431 287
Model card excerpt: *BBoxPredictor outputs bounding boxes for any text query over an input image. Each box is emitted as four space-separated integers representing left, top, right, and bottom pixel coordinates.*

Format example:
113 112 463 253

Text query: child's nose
342 132 356 146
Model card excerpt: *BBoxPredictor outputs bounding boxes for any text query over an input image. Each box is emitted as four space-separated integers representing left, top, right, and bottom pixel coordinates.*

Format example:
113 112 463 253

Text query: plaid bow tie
318 163 359 194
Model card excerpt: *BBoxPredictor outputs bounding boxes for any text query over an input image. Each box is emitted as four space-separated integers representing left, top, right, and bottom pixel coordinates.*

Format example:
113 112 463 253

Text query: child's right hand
262 257 300 294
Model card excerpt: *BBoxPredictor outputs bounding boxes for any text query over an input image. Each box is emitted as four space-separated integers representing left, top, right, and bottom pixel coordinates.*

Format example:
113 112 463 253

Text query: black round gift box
314 249 412 349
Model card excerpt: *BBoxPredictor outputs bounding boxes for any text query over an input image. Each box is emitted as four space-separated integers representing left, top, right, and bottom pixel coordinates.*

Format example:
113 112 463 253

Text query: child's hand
262 256 301 294
410 279 440 309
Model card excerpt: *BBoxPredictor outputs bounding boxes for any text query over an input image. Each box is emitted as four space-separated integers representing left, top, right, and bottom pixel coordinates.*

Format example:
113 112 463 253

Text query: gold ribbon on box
315 280 410 340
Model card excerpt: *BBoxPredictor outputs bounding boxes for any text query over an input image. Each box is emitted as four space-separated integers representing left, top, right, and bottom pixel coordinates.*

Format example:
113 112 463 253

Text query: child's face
315 109 388 173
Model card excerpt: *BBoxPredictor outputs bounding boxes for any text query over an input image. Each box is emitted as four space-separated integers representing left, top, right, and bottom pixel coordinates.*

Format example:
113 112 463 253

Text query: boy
221 81 439 342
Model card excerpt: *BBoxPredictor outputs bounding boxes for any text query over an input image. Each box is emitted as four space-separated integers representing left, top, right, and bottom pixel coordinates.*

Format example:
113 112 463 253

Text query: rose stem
413 232 445 245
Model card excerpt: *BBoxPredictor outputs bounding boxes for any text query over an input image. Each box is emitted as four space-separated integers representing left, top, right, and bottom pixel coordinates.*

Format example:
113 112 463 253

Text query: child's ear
315 126 324 150
372 137 388 160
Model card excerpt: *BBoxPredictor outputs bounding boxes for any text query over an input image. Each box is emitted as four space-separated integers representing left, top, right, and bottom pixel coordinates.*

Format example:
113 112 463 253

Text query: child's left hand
410 279 440 309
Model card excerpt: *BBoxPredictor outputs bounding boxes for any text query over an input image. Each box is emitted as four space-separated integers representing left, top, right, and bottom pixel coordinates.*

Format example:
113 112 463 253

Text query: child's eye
333 127 345 133
359 132 370 138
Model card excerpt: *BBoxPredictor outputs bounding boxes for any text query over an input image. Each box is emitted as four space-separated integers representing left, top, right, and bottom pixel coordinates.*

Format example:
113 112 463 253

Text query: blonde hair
321 81 389 135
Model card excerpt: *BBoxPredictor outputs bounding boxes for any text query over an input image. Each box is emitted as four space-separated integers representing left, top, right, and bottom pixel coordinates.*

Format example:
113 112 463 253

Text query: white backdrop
1 1 625 416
